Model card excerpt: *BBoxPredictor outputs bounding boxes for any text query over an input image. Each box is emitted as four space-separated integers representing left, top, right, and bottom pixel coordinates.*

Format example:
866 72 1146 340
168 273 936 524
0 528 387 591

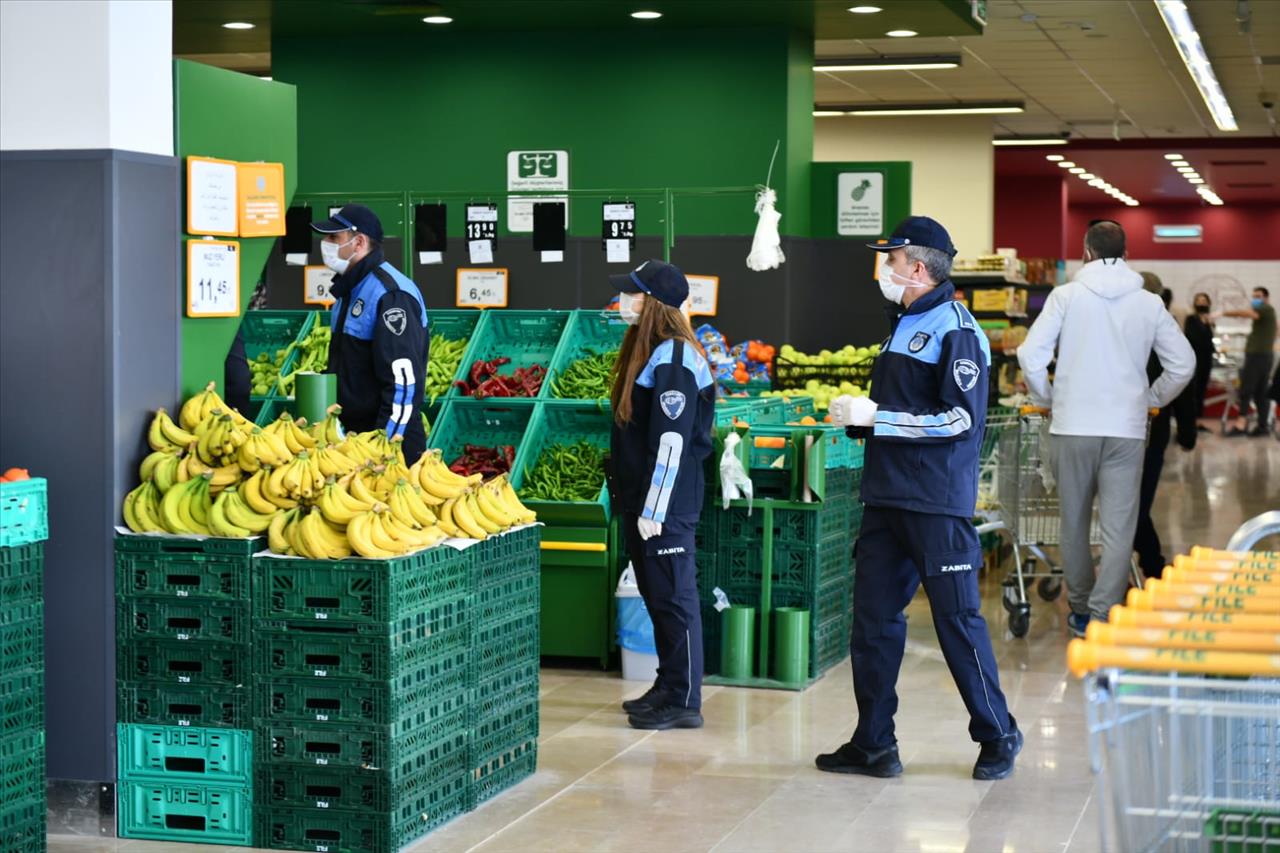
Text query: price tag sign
236 162 286 237
602 202 636 245
186 156 239 236
465 204 498 242
304 265 336 306
456 268 509 309
686 274 719 317
187 239 240 317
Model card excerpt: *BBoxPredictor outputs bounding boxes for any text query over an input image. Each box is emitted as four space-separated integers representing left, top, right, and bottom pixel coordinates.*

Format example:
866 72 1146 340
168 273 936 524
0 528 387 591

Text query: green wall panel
175 59 298 399
809 161 913 240
273 27 813 239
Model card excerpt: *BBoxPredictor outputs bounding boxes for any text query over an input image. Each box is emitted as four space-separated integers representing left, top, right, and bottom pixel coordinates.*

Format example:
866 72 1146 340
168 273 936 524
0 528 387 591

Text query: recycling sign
837 172 884 237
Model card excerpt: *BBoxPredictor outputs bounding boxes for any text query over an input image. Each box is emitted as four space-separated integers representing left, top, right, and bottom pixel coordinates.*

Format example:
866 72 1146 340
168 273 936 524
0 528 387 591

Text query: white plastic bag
720 432 753 513
746 188 785 272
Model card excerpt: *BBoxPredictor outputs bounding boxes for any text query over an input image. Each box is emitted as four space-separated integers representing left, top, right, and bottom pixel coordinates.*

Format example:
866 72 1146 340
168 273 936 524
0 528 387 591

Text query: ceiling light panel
815 55 961 72
1154 0 1239 131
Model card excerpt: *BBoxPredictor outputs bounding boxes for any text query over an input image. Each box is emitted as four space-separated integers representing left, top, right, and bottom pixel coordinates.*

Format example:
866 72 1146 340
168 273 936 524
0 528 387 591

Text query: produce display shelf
448 309 570 399
243 310 317 402
426 397 537 480
0 480 48 549
512 400 612 527
427 308 483 345
117 723 253 785
545 309 626 400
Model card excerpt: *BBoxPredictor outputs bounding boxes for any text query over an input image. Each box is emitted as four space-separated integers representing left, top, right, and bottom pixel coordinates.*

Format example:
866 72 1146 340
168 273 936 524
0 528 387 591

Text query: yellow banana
186 475 213 529
153 454 181 494
419 463 467 500
159 477 196 534
367 508 406 553
267 507 296 554
132 482 164 532
476 484 517 529
386 481 421 529
450 492 488 539
309 510 352 558
122 483 144 532
317 481 359 526
402 485 438 527
347 510 398 558
175 455 193 484
492 475 536 524
436 498 463 538
140 447 178 482
241 469 278 514
379 512 432 550
466 491 502 534
222 489 276 534
179 388 209 431
349 468 385 506
209 490 252 538
263 466 299 510
209 462 242 490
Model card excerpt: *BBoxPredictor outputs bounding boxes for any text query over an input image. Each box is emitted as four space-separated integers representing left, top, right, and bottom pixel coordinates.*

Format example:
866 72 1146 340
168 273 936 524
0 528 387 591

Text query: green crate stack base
448 309 571 399
0 535 45 852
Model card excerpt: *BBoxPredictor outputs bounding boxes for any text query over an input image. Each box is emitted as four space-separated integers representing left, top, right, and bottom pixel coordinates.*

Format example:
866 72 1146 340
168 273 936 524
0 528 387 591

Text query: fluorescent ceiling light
1171 160 1190 167
813 110 848 117
1177 167 1196 174
1164 153 1183 159
1154 0 1238 131
886 30 918 37
222 21 254 29
1187 177 1205 184
631 10 662 19
1069 167 1086 174
836 102 1024 116
848 5 882 12
259 76 272 81
422 15 452 23
1125 200 1140 206
816 55 961 72
1057 161 1076 168
1079 173 1096 180
1045 154 1065 161
991 138 1068 146
1088 179 1104 187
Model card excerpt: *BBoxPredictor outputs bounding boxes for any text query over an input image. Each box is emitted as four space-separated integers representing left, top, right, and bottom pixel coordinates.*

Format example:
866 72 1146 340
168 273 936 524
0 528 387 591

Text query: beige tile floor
50 431 1278 853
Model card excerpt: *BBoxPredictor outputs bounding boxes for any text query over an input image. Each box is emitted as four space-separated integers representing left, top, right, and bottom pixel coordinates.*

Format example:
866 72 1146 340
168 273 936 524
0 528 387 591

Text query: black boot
627 702 703 731
973 717 1023 780
815 741 903 778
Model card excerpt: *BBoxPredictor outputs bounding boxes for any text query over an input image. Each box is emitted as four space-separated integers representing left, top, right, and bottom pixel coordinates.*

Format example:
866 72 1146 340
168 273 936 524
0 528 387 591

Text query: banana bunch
349 464 389 505
122 480 165 533
360 431 406 467
139 448 179 483
436 474 537 541
387 478 439 528
157 473 214 535
180 381 249 431
411 450 482 501
182 452 242 495
374 455 418 496
307 405 345 445
314 444 359 478
266 451 326 502
243 467 296 511
316 476 375 526
148 409 196 453
194 413 250 467
208 487 278 537
237 427 293 473
335 432 379 465
346 503 447 559
275 507 354 559
263 411 318 454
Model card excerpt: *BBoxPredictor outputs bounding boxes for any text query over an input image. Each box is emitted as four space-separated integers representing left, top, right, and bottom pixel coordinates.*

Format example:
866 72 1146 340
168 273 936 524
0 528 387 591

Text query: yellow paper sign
237 162 286 237
686 274 719 317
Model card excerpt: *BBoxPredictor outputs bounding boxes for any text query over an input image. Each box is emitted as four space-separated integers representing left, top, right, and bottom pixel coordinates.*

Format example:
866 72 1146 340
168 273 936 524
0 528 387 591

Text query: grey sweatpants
1052 435 1145 621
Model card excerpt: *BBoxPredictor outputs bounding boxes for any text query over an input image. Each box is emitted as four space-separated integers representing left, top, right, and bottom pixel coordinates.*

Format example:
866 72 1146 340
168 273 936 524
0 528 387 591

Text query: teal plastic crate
0 799 45 852
0 541 42 594
426 397 536 478
472 571 539 627
118 780 253 846
449 309 570 399
470 736 537 809
117 723 252 785
243 310 316 400
512 400 612 526
117 682 250 728
117 639 249 686
545 309 626 400
471 614 540 683
254 395 294 428
0 480 48 548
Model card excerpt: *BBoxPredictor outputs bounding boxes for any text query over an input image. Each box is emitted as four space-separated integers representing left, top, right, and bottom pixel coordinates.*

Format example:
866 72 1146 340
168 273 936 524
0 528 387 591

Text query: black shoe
621 684 665 715
1226 427 1248 437
973 718 1023 781
627 703 704 730
815 741 903 778
1249 426 1269 437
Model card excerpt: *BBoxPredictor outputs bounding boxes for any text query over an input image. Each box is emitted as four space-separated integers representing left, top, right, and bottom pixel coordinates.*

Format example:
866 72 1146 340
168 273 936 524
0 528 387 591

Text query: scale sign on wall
507 150 568 233
456 268 509 309
837 172 885 237
187 239 240 317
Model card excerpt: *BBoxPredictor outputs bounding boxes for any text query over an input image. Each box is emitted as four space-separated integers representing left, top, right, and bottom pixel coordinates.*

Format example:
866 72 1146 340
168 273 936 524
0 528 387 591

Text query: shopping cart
975 405 1019 512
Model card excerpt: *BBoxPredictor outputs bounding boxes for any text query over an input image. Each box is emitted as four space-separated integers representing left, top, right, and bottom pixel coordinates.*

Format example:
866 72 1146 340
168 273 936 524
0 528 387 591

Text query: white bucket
616 565 659 683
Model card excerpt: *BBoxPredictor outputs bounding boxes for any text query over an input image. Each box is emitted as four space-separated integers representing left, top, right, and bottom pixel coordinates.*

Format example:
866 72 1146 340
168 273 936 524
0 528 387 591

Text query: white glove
828 395 878 427
637 518 662 540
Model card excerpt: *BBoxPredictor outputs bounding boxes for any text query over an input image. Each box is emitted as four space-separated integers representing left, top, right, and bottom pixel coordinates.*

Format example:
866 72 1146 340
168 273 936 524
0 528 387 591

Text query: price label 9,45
456 268 509 309
304 265 336 306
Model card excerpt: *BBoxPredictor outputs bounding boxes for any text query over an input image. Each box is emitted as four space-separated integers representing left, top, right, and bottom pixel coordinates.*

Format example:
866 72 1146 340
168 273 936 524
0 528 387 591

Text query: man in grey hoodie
1018 222 1194 637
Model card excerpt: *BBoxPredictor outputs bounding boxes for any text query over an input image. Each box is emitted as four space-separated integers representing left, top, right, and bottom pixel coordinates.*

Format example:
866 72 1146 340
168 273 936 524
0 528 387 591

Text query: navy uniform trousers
622 513 704 711
851 506 1011 749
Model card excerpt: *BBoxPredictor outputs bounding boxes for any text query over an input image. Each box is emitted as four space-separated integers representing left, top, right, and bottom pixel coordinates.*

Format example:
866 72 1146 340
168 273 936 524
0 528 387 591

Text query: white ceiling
816 0 1280 139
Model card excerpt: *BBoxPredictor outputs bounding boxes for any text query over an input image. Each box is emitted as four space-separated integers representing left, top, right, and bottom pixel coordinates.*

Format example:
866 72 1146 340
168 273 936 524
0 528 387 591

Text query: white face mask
877 264 929 304
321 235 357 274
618 292 643 325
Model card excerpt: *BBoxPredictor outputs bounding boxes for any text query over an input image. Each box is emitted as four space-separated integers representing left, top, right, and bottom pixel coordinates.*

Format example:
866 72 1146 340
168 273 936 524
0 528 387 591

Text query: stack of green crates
251 545 473 852
114 534 258 845
1 478 48 853
468 527 541 808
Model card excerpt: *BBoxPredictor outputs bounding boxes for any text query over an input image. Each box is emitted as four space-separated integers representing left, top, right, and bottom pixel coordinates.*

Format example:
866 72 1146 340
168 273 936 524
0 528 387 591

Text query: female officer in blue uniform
608 260 715 731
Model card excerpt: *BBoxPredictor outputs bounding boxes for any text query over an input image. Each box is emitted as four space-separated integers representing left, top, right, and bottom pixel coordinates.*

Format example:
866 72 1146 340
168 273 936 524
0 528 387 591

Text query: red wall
994 175 1067 259
1066 204 1280 260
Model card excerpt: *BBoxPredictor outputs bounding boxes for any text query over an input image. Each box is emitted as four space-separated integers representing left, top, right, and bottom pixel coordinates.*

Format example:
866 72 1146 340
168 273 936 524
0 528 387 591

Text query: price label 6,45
456 268 509 309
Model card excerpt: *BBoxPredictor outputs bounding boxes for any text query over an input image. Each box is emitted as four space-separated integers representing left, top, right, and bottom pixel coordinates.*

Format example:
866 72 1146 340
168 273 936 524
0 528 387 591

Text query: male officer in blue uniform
311 204 430 463
817 216 1021 781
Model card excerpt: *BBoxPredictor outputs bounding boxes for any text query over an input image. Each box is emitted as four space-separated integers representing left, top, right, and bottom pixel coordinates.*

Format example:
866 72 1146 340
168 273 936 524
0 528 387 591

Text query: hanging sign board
686 274 719 317
507 150 568 233
237 162 287 237
466 204 498 264
837 172 884 237
304 265 336 306
456 268 509 309
187 239 240 318
187 156 239 237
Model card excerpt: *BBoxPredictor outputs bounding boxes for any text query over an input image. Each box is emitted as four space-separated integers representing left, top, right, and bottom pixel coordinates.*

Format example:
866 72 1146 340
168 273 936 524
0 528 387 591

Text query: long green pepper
551 350 618 400
426 334 470 402
519 440 606 502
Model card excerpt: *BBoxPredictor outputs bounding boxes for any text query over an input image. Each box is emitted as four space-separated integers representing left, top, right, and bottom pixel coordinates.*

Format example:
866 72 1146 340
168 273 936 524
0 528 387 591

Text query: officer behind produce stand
311 204 430 463
608 259 715 730
818 216 1022 780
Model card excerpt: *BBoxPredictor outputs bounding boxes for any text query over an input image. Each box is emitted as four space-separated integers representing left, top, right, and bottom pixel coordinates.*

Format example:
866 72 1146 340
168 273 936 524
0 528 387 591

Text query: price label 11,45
456 268 509 309
187 239 241 318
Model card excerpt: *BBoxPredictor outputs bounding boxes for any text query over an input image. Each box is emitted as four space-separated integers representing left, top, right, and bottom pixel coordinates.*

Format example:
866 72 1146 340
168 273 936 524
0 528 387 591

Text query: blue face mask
1253 298 1265 310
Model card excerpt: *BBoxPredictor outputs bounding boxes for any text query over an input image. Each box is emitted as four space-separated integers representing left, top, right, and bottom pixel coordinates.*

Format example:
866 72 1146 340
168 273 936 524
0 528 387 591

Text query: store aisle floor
48 432 1277 853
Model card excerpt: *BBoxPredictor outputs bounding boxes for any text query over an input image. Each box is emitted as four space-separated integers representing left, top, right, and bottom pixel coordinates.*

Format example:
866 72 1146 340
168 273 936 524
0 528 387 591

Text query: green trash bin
294 371 336 426
773 607 810 685
720 606 755 680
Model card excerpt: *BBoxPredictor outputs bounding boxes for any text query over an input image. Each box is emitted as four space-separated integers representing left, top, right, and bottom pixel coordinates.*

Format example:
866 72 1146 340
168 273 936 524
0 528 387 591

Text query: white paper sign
304 265 336 305
187 239 240 317
837 172 884 236
418 251 443 265
456 268 508 308
541 251 564 264
468 240 494 264
285 253 309 267
187 157 238 236
508 150 569 233
686 274 719 317
606 239 631 264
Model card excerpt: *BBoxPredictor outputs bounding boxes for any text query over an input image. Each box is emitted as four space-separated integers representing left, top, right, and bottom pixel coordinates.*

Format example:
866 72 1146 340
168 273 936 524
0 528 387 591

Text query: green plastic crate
512 400 612 526
251 545 469 627
115 545 250 602
117 723 252 785
243 310 316 400
0 481 47 548
448 309 570 399
117 682 250 729
117 639 248 686
254 395 294 428
117 596 250 645
118 780 253 846
0 542 42 598
426 397 536 477
470 740 537 809
716 536 853 601
471 611 540 679
0 615 43 677
425 309 483 404
252 622 468 683
0 599 39 628
0 670 43 737
720 500 852 551
0 799 45 852
115 531 260 559
1207 808 1280 853
545 309 626 400
813 614 851 675
471 524 542 590
471 661 539 726
472 571 539 627
0 731 43 815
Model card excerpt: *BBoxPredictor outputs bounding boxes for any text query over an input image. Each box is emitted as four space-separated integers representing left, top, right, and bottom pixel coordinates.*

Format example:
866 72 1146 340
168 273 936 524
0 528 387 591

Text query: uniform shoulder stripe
951 301 977 330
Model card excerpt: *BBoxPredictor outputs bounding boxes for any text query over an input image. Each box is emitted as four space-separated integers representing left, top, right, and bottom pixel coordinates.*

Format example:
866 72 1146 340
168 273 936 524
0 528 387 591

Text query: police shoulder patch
953 358 981 392
382 307 407 336
659 390 686 420
350 298 365 318
908 331 931 353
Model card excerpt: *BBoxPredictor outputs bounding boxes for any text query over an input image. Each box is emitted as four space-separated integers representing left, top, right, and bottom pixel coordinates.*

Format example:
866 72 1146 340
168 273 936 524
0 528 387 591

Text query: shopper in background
1184 292 1216 424
311 204 429 463
1222 287 1276 437
819 216 1021 782
1133 277 1197 580
608 259 714 731
1018 222 1194 638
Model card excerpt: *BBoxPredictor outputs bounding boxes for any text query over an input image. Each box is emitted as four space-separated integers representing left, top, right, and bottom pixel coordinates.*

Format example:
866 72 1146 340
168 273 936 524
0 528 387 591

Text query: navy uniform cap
866 216 957 258
608 259 689 309
310 203 384 243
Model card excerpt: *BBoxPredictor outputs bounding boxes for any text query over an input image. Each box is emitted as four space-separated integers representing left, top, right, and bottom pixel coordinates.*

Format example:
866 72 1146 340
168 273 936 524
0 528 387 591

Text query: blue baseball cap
609 259 689 309
866 215 956 258
310 203 384 243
